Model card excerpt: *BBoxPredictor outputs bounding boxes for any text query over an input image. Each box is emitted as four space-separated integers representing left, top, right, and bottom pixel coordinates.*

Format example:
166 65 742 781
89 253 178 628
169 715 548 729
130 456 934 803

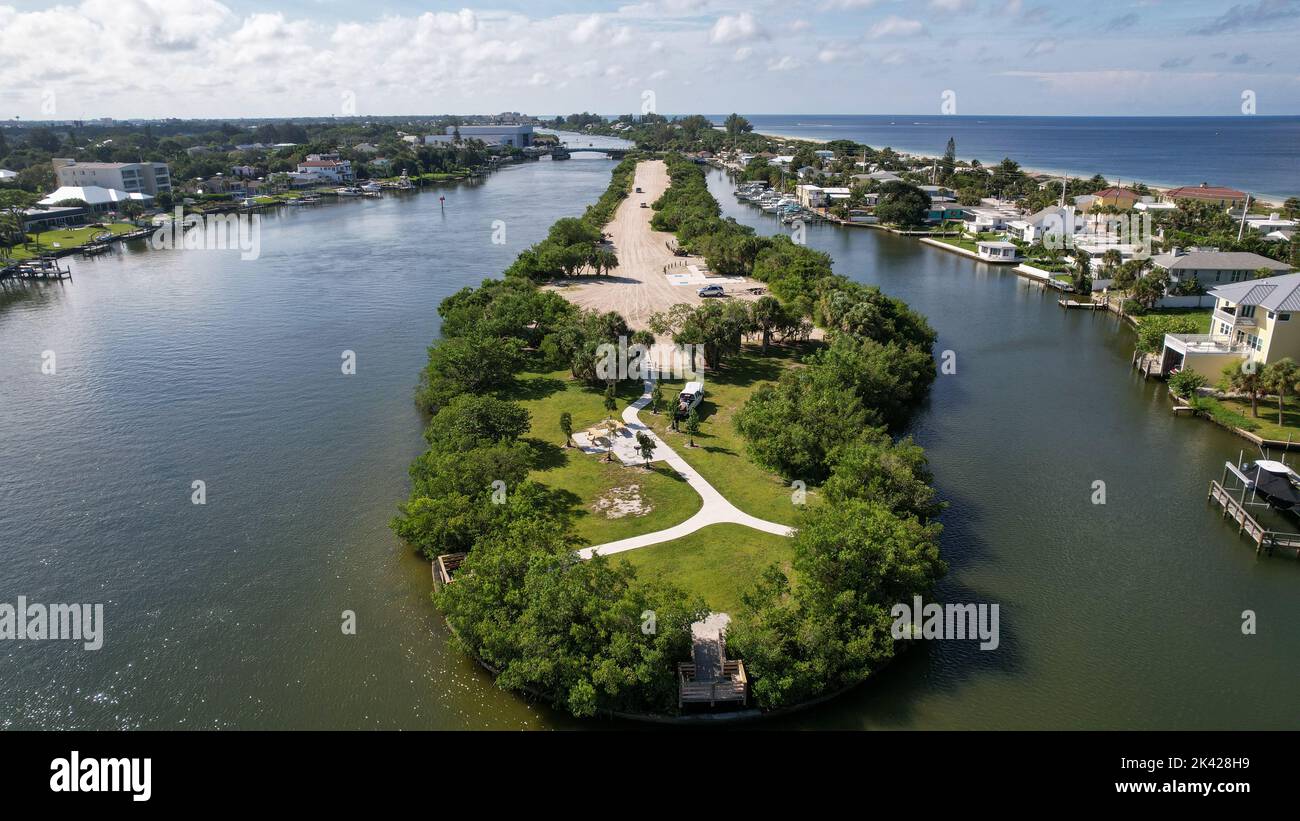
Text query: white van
676 382 704 416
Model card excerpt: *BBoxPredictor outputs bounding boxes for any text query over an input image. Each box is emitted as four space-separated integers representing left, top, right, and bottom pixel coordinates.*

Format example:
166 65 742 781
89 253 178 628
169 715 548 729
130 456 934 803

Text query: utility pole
1237 193 1252 243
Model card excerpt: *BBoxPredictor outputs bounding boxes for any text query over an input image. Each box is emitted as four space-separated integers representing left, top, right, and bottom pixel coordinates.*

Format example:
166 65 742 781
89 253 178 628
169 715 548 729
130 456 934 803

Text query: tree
425 394 531 452
603 383 618 461
416 334 525 412
1167 369 1208 399
724 113 753 137
649 382 663 415
1222 361 1265 417
635 430 656 467
559 411 574 448
1262 358 1300 425
0 189 38 254
1070 253 1093 295
940 137 956 182
875 181 930 228
684 407 700 447
1283 197 1300 220
749 295 789 354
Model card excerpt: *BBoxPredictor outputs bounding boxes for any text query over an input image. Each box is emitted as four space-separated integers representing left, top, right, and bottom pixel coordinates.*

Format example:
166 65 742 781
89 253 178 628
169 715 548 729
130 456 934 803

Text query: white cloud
869 15 925 38
767 55 802 71
710 11 765 44
734 46 754 61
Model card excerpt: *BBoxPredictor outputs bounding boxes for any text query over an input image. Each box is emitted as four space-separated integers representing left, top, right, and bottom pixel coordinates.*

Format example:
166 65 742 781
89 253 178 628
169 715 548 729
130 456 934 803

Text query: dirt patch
593 484 652 519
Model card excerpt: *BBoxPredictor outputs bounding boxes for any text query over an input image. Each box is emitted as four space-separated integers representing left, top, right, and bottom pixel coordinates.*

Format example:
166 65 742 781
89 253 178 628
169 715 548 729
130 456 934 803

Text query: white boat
336 187 362 197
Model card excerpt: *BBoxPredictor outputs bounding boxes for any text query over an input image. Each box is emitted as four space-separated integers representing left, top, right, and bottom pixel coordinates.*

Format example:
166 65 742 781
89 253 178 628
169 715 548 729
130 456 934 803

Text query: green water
1 159 1295 729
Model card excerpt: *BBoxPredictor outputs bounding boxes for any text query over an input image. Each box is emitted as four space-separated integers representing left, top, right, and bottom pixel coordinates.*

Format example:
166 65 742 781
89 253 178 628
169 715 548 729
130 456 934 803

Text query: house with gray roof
1161 271 1300 379
1151 248 1293 289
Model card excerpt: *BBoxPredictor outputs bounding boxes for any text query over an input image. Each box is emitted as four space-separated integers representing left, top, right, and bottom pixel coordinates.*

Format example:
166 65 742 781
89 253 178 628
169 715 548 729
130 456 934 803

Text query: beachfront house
1089 186 1141 210
52 159 172 197
1245 213 1299 240
1160 272 1300 379
1150 248 1293 289
1162 183 1248 209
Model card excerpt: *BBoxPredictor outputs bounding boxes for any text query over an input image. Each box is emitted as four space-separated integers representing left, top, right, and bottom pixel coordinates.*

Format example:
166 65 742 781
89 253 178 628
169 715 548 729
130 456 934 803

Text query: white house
296 155 354 184
976 241 1021 263
1007 206 1086 245
52 159 172 196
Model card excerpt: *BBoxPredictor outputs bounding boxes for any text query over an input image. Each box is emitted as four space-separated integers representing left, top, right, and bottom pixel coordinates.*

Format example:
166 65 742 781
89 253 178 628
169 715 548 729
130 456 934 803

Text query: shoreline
755 130 1293 207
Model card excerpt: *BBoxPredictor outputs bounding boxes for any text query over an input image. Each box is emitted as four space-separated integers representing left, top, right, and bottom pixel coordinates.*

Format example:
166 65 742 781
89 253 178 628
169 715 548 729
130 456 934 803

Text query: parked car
676 382 704 417
697 284 725 297
635 187 643 193
640 202 648 208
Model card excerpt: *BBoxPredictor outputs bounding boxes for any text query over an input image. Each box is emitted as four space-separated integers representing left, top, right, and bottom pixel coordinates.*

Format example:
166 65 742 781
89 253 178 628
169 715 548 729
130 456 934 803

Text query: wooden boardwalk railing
1207 480 1300 556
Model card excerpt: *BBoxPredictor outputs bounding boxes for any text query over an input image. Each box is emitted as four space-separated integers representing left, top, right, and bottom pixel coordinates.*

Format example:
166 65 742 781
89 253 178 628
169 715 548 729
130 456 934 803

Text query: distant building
447 125 533 147
1162 183 1248 208
52 159 172 196
295 154 354 184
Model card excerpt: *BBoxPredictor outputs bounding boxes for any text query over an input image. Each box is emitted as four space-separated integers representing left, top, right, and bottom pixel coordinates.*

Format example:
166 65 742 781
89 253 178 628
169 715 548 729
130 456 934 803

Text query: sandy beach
546 159 767 330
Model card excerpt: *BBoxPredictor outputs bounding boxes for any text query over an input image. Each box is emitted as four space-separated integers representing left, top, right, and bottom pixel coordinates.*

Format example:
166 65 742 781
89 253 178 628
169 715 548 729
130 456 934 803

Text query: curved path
578 376 795 559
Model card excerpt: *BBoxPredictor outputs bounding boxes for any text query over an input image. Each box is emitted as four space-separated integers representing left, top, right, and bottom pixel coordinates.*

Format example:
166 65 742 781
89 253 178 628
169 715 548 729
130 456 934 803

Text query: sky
0 0 1298 120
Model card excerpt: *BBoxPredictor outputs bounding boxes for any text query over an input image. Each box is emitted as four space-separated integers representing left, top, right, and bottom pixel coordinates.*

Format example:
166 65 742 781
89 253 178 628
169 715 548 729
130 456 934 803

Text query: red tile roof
1092 187 1138 198
1165 184 1246 200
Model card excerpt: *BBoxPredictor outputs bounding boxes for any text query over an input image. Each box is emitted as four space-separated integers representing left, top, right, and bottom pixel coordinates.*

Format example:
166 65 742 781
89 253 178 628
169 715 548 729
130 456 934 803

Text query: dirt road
547 160 764 330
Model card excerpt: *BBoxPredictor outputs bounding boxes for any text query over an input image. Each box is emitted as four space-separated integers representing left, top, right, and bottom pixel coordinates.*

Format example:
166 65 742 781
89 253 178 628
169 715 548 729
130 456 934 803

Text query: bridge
565 147 632 159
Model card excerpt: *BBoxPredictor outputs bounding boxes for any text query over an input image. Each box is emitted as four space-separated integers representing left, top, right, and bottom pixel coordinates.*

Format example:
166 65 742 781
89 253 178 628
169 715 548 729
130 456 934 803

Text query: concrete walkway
578 376 796 559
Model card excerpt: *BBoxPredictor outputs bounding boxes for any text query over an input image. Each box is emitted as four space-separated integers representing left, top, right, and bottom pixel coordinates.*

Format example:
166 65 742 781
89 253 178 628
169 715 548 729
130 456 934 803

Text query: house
796 165 818 180
1150 248 1293 289
51 159 172 196
962 205 1021 233
863 170 902 184
38 185 151 213
353 143 380 154
927 204 967 223
1007 205 1085 245
814 150 835 160
1245 213 1298 237
22 205 87 232
1162 183 1248 209
1089 186 1140 210
1160 272 1300 378
296 155 354 184
1134 200 1178 213
976 240 1021 263
919 184 955 201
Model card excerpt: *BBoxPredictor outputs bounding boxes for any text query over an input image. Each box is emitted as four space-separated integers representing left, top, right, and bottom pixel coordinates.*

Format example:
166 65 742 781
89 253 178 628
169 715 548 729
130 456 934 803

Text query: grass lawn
934 236 979 253
1140 307 1213 334
619 523 795 614
9 222 137 260
1217 394 1300 441
504 369 702 547
641 343 816 526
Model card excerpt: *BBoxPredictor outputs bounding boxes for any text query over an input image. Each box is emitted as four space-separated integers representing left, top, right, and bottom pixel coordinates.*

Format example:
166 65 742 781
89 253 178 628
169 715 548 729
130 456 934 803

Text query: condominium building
52 159 172 196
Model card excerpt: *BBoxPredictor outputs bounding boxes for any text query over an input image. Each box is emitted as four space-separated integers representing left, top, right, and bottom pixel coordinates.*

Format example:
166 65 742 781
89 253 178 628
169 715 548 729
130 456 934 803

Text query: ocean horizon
700 114 1300 203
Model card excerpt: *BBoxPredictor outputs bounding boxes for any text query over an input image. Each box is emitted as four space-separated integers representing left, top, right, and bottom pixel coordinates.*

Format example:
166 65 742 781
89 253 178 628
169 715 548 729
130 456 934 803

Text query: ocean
730 115 1300 203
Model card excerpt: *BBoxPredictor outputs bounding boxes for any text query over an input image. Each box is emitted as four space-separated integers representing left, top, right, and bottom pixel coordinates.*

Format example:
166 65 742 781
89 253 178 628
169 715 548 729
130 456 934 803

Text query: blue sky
1 0 1297 119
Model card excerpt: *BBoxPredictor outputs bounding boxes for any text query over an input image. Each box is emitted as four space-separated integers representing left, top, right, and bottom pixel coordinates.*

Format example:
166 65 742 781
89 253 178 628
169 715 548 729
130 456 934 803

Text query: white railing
1166 333 1246 354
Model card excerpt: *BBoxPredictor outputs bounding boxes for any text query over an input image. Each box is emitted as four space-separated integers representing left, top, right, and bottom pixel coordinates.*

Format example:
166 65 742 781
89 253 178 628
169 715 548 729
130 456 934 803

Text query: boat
335 187 362 197
1234 459 1300 512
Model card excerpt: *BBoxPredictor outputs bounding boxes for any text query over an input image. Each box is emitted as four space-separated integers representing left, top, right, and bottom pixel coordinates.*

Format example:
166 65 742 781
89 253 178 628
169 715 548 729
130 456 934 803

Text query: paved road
578 377 796 559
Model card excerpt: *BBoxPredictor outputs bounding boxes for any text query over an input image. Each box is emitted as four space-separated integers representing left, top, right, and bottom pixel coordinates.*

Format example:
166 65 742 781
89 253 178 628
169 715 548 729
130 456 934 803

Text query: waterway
1 157 1296 730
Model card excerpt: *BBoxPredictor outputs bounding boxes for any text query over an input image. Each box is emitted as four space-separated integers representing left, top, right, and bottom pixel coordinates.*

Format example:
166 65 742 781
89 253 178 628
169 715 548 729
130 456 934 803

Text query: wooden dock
1207 480 1300 556
1058 298 1104 310
1 258 72 282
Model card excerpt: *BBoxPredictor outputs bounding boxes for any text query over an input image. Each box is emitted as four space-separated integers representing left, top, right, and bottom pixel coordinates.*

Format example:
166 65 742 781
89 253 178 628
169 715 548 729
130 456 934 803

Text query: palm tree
685 408 700 447
649 383 663 415
1262 358 1300 426
559 411 573 448
635 431 656 468
602 383 618 462
1222 361 1266 418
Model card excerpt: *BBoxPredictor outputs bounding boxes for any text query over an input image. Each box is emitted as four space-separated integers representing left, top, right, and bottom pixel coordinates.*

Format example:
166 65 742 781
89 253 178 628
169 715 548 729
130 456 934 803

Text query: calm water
737 115 1300 202
2 157 1297 730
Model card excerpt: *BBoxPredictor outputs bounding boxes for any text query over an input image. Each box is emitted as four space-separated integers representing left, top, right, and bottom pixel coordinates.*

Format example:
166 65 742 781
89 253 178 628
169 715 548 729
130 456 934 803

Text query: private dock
1207 460 1300 557
1 258 72 282
1058 298 1104 310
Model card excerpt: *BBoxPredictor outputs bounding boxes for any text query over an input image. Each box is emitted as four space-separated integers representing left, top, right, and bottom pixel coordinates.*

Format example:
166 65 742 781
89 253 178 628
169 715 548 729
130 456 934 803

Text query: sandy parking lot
546 160 766 330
